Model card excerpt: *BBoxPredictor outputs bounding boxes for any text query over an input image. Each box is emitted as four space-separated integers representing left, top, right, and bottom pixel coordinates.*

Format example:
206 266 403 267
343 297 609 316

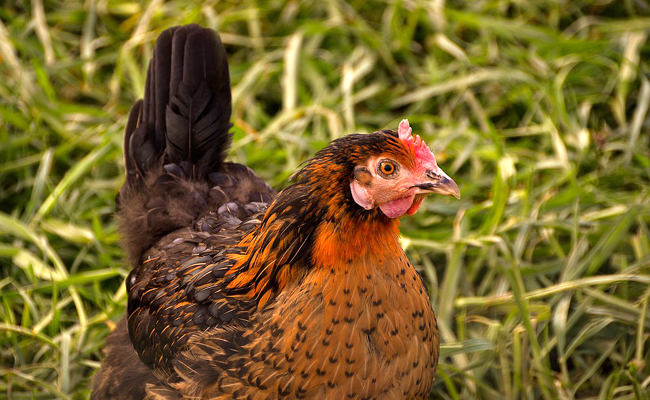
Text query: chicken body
92 24 458 400
177 208 437 399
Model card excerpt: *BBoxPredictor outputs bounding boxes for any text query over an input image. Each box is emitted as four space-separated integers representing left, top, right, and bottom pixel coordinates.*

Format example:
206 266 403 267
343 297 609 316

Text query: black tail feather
124 24 232 187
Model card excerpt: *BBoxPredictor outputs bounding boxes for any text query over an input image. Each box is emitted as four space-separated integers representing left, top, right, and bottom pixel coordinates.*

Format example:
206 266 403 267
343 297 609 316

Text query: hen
92 24 459 400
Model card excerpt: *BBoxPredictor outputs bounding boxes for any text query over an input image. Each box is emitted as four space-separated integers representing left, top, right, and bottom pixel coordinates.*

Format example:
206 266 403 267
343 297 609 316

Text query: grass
1 0 649 398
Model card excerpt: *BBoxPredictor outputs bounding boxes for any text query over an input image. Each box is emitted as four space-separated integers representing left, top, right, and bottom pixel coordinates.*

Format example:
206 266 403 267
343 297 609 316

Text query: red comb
398 119 437 169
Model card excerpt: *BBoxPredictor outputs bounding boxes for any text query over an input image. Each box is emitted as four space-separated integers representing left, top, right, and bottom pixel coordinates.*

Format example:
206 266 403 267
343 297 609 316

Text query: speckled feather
92 24 439 400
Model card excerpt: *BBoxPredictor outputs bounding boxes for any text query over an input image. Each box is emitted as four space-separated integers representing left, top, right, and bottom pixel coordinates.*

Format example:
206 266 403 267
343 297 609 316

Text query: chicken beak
434 173 461 199
412 169 460 199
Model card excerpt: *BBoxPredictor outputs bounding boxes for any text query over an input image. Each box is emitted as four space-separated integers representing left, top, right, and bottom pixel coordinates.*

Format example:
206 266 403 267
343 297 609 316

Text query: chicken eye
379 161 397 176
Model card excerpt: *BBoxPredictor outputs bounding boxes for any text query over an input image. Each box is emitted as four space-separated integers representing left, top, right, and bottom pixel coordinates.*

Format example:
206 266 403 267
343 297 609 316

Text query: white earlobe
350 180 374 210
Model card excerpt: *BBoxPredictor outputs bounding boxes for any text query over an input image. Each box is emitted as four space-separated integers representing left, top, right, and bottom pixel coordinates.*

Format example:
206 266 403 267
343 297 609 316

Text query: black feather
163 26 232 173
123 99 142 184
123 24 232 186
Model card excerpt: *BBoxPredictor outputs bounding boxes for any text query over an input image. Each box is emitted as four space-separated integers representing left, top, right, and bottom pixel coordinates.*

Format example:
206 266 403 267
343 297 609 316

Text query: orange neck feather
311 215 401 271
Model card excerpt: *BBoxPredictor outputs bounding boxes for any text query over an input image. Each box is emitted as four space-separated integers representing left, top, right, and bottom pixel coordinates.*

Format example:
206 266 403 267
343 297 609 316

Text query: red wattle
406 197 423 215
379 195 416 219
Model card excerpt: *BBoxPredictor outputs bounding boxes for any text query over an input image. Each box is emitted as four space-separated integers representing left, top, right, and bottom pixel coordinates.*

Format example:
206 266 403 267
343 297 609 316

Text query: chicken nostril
425 170 440 180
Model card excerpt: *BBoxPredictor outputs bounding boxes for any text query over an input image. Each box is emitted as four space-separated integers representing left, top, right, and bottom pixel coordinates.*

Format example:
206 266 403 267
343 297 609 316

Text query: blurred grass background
1 0 649 399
